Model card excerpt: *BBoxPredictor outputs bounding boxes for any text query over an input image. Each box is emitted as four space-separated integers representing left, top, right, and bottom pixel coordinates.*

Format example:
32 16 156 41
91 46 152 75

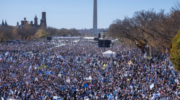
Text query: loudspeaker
94 38 99 41
47 37 52 40
105 40 111 47
98 40 111 47
98 33 101 38
98 40 104 47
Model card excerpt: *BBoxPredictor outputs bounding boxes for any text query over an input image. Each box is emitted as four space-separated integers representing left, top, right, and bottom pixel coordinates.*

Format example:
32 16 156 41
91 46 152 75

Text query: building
17 12 47 28
1 20 8 27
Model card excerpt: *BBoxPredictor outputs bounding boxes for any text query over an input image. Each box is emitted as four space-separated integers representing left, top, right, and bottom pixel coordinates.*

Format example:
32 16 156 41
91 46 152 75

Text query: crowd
0 39 179 100
0 41 55 53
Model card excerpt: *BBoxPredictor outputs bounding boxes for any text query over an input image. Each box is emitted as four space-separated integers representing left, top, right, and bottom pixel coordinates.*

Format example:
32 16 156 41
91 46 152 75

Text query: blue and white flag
44 71 54 75
5 51 9 56
28 65 32 73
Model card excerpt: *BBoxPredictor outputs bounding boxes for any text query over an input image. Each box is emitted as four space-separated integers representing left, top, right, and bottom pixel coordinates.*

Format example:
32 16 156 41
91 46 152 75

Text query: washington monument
93 0 97 35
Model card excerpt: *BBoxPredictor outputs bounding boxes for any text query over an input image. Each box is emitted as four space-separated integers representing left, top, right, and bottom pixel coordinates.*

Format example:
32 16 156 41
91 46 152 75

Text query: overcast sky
0 0 178 29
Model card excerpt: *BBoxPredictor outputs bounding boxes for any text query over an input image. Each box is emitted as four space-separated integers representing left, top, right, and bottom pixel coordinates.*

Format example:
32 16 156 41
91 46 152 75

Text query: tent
83 37 94 40
103 50 116 58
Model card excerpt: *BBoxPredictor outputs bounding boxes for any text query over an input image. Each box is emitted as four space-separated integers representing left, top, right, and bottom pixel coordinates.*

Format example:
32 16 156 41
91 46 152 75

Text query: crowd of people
0 41 55 53
0 39 179 100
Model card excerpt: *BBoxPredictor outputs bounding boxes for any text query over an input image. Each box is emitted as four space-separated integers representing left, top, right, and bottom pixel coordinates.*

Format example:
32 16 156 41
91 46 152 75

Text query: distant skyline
0 0 178 29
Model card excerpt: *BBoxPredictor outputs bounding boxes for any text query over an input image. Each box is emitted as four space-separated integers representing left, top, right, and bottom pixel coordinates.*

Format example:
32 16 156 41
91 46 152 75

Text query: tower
40 12 47 27
42 12 46 21
17 22 19 26
2 20 4 26
4 20 7 26
17 22 19 28
34 15 38 27
30 21 33 27
23 17 28 25
24 18 26 22
21 21 24 27
93 0 98 35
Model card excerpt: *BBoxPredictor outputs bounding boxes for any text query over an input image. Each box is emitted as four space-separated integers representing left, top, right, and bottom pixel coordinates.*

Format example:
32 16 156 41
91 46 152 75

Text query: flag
41 65 46 69
44 65 47 68
44 71 54 75
26 81 29 86
28 65 32 73
23 60 27 63
5 51 9 56
144 53 146 58
58 74 61 77
102 66 105 70
50 71 54 75
53 96 60 100
12 73 16 78
66 78 70 83
152 65 158 67
150 83 154 90
152 93 160 100
19 65 23 68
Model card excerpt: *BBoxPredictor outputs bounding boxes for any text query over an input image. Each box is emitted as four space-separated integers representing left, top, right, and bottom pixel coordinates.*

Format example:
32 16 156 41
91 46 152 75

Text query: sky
0 0 178 29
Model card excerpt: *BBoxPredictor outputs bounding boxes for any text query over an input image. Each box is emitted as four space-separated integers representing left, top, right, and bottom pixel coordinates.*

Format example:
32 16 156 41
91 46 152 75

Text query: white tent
103 50 116 58
83 37 94 40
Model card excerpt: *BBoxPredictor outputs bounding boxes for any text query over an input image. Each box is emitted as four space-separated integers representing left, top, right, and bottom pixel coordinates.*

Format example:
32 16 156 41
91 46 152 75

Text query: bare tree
0 26 13 41
108 7 180 57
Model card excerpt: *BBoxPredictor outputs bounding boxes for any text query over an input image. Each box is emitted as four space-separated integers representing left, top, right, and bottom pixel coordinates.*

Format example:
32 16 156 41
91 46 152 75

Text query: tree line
107 4 180 57
0 23 81 41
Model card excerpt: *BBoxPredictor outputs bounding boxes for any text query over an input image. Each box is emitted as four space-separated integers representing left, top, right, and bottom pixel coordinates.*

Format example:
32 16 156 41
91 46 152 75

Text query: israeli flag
28 65 32 73
5 51 9 56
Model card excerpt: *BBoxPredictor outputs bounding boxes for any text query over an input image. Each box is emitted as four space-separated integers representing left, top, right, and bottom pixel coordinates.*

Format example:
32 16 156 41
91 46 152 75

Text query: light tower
93 0 97 35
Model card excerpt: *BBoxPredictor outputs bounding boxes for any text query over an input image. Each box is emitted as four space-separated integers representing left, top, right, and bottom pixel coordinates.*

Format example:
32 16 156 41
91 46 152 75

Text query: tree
0 26 13 41
17 23 37 40
0 28 8 41
12 27 20 39
34 29 49 39
45 27 57 36
108 18 148 54
69 29 81 36
170 29 180 72
108 8 180 57
59 28 70 36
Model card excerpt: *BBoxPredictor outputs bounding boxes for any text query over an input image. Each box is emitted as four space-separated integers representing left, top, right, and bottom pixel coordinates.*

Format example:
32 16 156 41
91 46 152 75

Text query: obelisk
93 0 97 35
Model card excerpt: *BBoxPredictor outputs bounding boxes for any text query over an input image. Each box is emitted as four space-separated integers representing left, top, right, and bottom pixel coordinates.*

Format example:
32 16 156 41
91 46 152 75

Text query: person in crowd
0 39 179 100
